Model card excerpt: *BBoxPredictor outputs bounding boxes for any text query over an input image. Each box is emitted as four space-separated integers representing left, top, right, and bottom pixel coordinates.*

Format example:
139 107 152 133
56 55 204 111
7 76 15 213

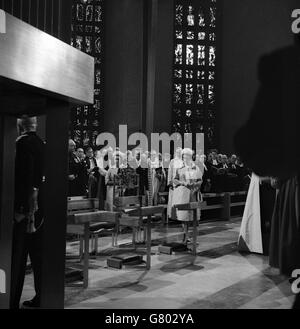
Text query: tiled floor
21 217 295 309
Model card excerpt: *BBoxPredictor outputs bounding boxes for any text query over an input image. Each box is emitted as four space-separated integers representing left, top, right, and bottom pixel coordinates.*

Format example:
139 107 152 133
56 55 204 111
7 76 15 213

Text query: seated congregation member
84 147 100 198
172 148 202 244
167 147 183 219
68 139 87 197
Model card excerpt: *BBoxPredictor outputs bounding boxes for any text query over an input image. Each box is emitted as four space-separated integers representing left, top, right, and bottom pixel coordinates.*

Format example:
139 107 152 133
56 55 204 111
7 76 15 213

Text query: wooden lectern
0 10 94 309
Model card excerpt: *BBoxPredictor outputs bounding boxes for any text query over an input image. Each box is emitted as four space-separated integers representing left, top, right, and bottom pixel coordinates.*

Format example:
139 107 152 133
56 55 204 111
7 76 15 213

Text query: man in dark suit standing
68 140 87 197
84 147 100 198
10 116 45 309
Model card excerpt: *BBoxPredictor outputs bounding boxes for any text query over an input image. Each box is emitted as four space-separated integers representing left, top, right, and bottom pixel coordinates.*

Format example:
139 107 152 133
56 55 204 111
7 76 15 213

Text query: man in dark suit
68 140 87 197
84 147 100 198
10 116 45 309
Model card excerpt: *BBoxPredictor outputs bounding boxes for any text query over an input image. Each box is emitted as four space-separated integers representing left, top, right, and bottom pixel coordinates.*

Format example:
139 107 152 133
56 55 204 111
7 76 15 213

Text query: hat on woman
182 148 193 156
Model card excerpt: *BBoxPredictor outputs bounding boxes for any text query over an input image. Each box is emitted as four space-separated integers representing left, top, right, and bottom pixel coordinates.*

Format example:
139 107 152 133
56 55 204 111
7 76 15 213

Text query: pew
67 197 119 288
202 191 247 220
112 195 164 270
158 190 247 223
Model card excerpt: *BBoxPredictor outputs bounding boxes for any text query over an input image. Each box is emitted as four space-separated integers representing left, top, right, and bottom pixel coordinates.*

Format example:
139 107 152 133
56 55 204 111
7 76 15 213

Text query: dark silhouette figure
10 117 45 309
234 34 300 309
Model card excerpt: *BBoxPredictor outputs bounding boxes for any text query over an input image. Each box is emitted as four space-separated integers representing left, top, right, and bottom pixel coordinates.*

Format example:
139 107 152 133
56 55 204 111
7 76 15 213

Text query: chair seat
90 222 114 230
67 222 115 235
89 222 115 235
90 227 115 235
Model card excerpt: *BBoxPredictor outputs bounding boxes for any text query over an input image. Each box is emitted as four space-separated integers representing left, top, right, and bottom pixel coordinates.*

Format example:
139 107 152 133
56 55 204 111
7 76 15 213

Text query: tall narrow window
173 0 218 150
70 0 105 147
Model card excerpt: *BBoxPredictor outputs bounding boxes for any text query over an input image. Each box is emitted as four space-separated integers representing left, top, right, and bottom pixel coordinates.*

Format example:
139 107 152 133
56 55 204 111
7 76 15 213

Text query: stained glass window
172 0 218 150
70 0 105 148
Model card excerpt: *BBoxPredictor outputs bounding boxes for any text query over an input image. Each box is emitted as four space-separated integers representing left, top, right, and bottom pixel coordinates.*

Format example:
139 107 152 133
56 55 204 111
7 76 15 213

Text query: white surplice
238 173 263 254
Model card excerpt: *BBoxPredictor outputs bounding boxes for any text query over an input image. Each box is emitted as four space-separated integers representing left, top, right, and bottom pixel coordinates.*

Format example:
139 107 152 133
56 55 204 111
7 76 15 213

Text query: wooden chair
67 197 119 287
114 195 164 269
109 170 164 269
113 195 147 247
67 197 118 255
172 201 205 255
112 172 147 244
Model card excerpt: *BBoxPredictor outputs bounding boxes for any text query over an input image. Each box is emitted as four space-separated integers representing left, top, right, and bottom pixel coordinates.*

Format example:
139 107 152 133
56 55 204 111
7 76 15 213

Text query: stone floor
21 217 295 309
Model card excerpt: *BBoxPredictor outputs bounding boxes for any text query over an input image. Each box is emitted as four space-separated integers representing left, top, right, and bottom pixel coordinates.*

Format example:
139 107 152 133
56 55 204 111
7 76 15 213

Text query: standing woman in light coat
172 148 202 244
167 147 183 220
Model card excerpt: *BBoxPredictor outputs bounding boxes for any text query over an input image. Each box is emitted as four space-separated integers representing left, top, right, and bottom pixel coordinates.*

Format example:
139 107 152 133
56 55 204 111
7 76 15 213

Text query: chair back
114 195 146 211
68 197 99 215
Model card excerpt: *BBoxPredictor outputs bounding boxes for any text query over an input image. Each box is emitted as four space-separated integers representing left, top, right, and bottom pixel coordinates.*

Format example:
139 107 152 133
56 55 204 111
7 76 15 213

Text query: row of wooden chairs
66 195 165 287
66 172 224 287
